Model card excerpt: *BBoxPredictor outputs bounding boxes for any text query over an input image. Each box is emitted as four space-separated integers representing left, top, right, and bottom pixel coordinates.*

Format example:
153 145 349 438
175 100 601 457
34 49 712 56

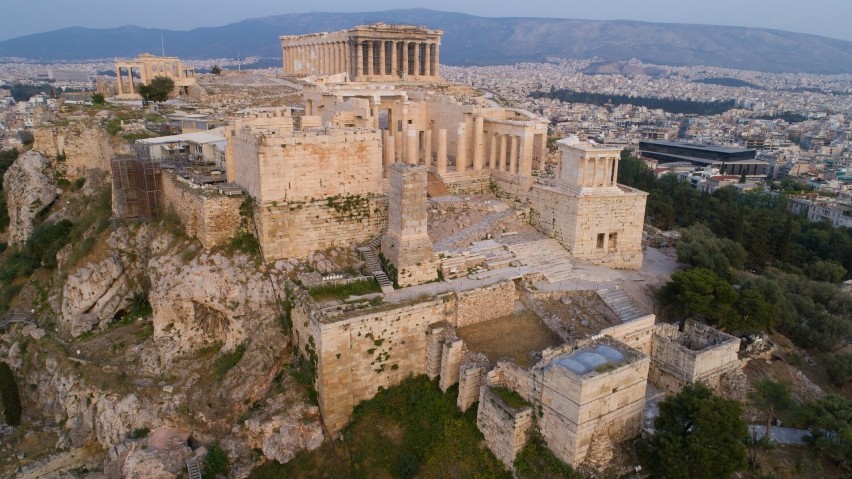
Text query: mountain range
2 9 852 74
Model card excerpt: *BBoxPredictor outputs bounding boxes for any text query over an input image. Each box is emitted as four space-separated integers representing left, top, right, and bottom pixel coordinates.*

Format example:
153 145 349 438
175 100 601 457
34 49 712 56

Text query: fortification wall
255 194 388 260
477 386 533 467
456 280 516 328
34 122 114 177
161 171 243 248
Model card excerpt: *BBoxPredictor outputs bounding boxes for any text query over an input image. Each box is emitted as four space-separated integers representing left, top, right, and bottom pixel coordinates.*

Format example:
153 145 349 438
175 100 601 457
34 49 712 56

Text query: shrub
308 278 381 301
204 442 230 477
515 428 582 479
0 362 22 426
823 353 852 387
131 427 150 439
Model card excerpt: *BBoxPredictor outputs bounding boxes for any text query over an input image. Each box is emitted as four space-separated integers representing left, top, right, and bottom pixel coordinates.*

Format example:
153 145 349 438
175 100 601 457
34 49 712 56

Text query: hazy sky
3 0 851 42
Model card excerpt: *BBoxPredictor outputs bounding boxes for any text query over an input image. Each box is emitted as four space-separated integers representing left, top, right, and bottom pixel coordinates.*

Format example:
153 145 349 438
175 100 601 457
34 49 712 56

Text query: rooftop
551 343 633 376
640 139 755 155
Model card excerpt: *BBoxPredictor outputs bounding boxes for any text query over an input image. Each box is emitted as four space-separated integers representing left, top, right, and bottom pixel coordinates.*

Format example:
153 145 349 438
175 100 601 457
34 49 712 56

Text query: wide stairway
434 210 516 252
427 173 453 198
501 235 575 283
596 286 647 322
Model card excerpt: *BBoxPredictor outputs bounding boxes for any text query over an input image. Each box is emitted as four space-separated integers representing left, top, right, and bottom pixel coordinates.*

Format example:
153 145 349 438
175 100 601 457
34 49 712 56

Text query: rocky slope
2 150 58 246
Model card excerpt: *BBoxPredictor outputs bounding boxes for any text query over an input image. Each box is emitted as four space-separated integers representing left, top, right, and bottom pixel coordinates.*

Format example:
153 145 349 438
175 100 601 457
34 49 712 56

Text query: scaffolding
111 153 163 220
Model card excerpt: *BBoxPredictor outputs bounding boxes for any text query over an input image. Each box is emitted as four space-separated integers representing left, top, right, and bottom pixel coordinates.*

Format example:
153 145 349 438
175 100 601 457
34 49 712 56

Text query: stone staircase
0 309 36 330
467 240 516 269
503 238 575 283
358 235 394 293
597 286 647 322
185 456 202 479
427 173 453 198
434 210 516 252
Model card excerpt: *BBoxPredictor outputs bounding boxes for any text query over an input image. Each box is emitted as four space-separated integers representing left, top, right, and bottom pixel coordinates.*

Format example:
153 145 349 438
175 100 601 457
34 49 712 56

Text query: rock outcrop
60 225 151 337
33 121 115 178
2 150 58 245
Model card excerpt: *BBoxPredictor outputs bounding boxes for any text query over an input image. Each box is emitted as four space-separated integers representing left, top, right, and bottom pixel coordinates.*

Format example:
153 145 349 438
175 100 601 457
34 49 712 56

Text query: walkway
748 425 810 445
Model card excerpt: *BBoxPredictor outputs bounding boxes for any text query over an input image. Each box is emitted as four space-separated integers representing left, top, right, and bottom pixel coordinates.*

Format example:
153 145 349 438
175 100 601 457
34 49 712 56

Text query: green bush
823 353 852 387
308 278 381 301
204 442 230 477
0 362 22 426
514 428 583 479
131 427 150 439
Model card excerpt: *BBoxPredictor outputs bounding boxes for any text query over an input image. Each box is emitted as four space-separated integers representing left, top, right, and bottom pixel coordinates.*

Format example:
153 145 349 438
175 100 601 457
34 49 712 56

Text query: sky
2 0 852 42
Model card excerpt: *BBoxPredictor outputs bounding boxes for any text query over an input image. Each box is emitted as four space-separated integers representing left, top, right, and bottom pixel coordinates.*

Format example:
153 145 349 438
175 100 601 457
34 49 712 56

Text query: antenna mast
161 33 165 57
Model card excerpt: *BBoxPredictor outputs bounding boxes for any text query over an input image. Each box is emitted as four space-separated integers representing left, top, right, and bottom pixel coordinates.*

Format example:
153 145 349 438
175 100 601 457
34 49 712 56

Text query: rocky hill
2 9 852 73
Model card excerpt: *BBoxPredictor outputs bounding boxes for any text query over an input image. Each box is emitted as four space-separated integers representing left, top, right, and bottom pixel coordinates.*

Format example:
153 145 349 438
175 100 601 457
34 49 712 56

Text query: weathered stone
2 150 57 246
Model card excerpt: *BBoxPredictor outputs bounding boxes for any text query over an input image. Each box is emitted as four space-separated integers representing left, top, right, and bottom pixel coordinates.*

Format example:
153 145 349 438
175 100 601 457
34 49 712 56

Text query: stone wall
34 122 114 178
160 171 243 249
439 169 491 195
256 195 388 261
477 385 533 468
456 280 516 328
289 279 521 433
649 320 740 393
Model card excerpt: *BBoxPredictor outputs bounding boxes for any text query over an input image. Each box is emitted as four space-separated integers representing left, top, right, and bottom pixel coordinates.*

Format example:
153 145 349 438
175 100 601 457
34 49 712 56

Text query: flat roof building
639 140 767 177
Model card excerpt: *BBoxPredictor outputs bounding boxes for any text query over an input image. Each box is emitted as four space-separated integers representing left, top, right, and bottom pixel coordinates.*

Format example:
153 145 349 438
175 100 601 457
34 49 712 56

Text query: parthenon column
456 123 467 172
612 156 620 186
401 41 409 77
366 41 374 77
434 44 440 77
519 134 531 177
437 129 448 174
413 42 421 77
390 41 398 76
472 116 484 170
355 41 364 79
378 41 386 77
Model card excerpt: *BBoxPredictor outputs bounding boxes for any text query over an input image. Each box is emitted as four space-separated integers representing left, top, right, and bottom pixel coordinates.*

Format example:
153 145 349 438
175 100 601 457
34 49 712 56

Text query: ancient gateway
280 23 442 81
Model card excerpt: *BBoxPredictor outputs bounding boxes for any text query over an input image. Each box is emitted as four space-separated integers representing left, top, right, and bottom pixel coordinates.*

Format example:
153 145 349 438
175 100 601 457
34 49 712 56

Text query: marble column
413 42 421 77
499 134 508 171
472 116 484 170
401 41 409 77
434 43 440 77
383 130 394 176
519 134 531 177
390 41 398 76
116 66 123 95
437 129 448 174
424 129 432 165
355 41 364 79
378 41 386 77
386 131 396 171
424 42 432 78
488 132 497 169
365 41 374 77
509 135 519 174
371 102 380 129
456 123 467 172
612 157 620 186
406 126 419 165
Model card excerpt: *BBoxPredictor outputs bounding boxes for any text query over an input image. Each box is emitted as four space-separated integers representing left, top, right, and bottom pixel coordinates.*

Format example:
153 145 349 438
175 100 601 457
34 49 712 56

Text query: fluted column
425 43 433 77
456 123 467 172
116 66 123 95
413 42 421 77
473 116 484 170
519 133 531 177
390 41 398 76
437 129 448 174
488 132 497 169
613 156 620 186
378 41 386 77
366 41 374 77
499 134 508 171
509 136 519 174
355 41 364 79
434 43 440 77
424 129 432 165
383 130 394 176
406 126 418 165
401 41 409 77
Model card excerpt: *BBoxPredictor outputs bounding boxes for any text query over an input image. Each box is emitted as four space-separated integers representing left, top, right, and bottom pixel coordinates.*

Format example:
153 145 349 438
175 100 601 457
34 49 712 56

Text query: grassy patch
249 375 511 479
212 344 246 381
308 278 381 301
490 386 530 410
514 427 583 479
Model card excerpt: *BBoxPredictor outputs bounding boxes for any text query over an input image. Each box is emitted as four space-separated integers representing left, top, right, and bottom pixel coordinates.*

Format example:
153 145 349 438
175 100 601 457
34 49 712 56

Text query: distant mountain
2 9 852 74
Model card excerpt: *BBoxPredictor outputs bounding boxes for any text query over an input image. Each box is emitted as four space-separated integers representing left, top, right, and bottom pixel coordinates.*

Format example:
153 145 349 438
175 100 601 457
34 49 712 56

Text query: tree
657 268 739 327
210 65 221 75
643 383 748 479
136 75 174 102
733 276 786 332
823 353 852 387
802 395 852 472
676 224 747 280
0 362 22 426
804 260 847 284
203 442 230 477
748 379 793 438
91 92 105 105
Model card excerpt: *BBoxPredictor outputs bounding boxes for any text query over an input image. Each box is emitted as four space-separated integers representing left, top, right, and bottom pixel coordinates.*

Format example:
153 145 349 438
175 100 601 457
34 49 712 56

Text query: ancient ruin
114 53 197 98
281 23 442 81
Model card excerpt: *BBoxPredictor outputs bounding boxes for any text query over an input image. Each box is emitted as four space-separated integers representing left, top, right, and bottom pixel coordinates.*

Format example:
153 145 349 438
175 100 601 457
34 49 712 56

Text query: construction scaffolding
111 153 163 220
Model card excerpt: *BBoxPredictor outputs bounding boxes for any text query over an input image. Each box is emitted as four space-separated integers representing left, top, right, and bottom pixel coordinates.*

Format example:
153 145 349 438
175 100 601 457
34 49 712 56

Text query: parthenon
280 23 442 81
114 53 196 98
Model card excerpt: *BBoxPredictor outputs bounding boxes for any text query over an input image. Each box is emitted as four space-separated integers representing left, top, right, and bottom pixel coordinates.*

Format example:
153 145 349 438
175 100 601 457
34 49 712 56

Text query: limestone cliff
33 120 117 177
2 150 58 245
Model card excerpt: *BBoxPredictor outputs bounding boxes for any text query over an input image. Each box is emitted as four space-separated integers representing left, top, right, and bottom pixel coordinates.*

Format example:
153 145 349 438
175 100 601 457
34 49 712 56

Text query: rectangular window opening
597 233 605 249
